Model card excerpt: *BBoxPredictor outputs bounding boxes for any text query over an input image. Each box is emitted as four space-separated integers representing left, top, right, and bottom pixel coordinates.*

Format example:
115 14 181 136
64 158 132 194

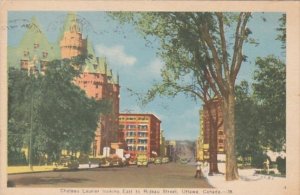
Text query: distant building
118 113 161 159
8 13 120 157
165 140 176 161
197 98 225 161
160 130 166 157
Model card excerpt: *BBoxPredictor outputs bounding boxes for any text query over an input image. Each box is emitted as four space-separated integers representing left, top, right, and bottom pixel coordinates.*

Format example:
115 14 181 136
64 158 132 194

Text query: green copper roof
8 13 118 84
8 17 59 68
83 59 96 73
95 56 107 74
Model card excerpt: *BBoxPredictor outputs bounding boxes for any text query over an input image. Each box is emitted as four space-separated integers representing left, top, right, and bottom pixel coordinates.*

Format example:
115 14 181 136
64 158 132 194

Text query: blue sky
8 12 284 141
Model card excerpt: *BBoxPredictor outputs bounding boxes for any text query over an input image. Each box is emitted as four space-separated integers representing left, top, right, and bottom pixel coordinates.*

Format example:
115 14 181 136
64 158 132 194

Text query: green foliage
110 12 253 180
109 12 253 104
253 56 286 151
235 56 286 166
235 81 263 162
276 156 286 175
234 13 286 170
276 14 286 50
8 57 111 165
251 152 268 168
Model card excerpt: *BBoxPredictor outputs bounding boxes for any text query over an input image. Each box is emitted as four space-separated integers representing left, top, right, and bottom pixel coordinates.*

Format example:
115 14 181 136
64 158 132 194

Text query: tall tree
235 81 262 165
8 57 111 164
111 12 252 180
253 56 286 152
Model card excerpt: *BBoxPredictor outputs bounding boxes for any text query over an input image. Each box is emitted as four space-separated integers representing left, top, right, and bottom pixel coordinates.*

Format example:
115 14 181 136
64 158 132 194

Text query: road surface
8 163 211 188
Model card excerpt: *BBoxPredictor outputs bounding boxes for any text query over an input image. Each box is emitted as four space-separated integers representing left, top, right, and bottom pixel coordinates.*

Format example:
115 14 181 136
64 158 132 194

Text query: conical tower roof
58 12 81 42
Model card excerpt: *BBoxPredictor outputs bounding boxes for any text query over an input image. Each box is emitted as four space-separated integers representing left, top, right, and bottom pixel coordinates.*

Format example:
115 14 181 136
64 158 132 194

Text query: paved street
8 163 211 188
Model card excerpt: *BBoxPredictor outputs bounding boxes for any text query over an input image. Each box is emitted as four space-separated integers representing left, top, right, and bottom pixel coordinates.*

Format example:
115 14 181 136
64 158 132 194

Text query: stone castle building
8 12 120 157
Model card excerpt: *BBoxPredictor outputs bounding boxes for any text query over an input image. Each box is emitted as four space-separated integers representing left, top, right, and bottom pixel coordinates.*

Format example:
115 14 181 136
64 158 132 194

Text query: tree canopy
110 12 252 180
8 57 111 165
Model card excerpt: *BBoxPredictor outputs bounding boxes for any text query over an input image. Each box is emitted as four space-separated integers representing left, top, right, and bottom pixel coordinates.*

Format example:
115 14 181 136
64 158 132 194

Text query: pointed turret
60 12 85 59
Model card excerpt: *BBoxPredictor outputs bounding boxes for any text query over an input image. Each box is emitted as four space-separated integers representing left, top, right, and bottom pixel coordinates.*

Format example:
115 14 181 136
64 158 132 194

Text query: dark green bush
276 156 286 175
251 152 268 168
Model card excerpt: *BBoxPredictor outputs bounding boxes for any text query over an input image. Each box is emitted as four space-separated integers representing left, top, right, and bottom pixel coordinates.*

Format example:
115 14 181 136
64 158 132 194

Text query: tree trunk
207 102 219 175
223 92 239 181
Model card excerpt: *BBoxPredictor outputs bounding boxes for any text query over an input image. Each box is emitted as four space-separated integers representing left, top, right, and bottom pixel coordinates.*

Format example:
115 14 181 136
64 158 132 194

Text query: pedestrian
263 158 270 174
194 159 203 178
89 160 91 168
202 160 209 177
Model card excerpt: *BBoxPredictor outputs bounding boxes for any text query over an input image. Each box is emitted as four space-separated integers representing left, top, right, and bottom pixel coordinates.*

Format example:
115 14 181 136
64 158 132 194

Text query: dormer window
43 52 48 58
23 51 29 57
34 43 39 49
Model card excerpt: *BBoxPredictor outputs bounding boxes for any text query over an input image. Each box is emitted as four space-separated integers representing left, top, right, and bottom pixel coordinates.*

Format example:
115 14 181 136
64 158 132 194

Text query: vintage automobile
59 156 79 169
154 157 162 165
128 158 137 165
110 156 124 167
137 153 148 167
99 157 113 167
162 157 169 164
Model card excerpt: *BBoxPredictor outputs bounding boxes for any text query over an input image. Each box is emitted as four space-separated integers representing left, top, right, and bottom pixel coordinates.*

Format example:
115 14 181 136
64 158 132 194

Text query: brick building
197 98 225 161
8 12 120 157
118 114 161 159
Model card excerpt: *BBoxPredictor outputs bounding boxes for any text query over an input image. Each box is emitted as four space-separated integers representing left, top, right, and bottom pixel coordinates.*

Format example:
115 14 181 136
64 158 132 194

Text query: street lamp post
28 79 34 171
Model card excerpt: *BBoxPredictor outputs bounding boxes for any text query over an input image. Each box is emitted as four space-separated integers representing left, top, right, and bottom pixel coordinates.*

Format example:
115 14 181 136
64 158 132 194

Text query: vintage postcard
0 1 299 195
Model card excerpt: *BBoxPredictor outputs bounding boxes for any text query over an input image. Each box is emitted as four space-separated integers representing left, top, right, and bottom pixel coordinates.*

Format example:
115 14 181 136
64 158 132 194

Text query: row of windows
126 132 148 137
119 117 149 121
119 125 148 130
126 139 148 144
127 146 147 151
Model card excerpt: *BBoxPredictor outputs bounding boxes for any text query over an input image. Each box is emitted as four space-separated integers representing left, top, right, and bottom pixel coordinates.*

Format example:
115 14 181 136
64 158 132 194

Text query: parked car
137 154 148 167
148 157 155 164
154 157 162 165
111 156 124 167
162 157 169 164
59 156 79 169
128 158 137 165
99 157 113 167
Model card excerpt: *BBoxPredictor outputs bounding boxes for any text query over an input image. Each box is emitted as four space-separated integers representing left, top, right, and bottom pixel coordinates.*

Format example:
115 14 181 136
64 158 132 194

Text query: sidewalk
205 163 287 195
7 164 99 174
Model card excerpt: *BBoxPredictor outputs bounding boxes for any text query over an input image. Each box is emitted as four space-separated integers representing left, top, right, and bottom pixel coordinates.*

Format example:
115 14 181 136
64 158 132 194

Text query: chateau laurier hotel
8 13 120 157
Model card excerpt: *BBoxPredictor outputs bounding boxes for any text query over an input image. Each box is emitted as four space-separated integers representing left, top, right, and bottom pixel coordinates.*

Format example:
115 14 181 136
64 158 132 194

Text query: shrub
276 156 286 175
251 152 268 168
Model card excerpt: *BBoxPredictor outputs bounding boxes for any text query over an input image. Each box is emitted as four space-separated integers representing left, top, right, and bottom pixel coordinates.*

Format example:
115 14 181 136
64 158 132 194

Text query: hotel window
43 52 48 58
126 132 136 137
138 132 147 137
138 125 148 130
126 139 136 144
137 146 147 151
126 125 136 129
24 51 29 57
138 139 147 144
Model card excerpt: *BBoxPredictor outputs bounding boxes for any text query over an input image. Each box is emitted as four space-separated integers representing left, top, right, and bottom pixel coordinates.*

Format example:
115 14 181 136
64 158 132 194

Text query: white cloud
136 58 164 80
147 58 164 76
95 44 137 67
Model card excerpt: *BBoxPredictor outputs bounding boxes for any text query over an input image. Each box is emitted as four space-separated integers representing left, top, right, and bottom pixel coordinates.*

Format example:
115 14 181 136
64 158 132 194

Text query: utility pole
28 79 33 171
